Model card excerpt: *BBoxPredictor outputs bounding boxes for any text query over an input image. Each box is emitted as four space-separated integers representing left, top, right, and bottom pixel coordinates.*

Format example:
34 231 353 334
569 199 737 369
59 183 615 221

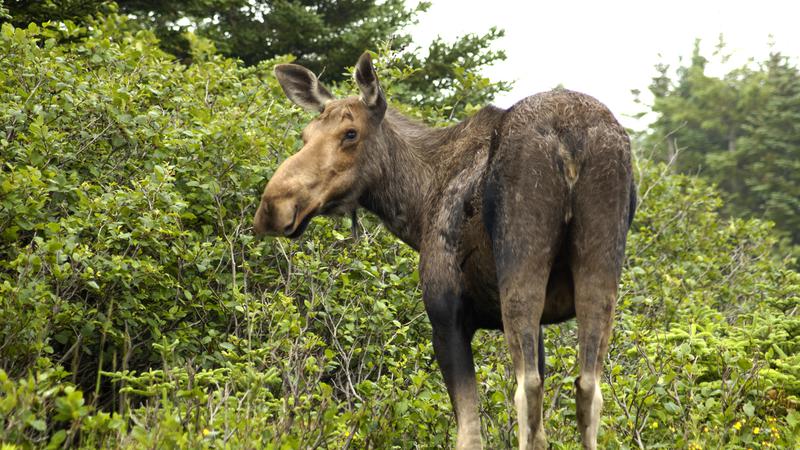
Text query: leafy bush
1 14 798 449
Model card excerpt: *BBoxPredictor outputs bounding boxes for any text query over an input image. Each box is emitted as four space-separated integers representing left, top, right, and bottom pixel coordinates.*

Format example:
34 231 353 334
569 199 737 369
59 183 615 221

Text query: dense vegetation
1 12 798 450
2 0 509 119
643 41 800 257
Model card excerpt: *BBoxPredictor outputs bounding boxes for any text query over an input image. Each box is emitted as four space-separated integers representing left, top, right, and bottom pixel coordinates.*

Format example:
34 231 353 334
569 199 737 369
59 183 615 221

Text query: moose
254 52 636 450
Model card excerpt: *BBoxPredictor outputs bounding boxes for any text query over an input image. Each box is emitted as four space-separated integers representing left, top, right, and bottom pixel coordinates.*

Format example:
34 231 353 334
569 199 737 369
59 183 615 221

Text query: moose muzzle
253 154 322 239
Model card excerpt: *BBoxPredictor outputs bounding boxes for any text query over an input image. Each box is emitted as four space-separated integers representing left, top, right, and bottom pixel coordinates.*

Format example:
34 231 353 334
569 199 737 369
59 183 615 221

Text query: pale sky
407 0 800 131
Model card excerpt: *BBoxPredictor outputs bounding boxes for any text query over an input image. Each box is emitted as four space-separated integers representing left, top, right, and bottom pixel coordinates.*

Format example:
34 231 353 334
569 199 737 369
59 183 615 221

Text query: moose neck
358 106 505 251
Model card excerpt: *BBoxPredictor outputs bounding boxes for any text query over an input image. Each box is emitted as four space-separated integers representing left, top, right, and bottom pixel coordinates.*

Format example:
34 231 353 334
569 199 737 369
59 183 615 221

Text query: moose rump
481 91 634 449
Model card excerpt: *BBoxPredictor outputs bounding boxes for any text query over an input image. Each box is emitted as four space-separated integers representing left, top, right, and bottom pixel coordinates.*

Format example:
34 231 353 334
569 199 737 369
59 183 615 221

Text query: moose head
253 52 387 238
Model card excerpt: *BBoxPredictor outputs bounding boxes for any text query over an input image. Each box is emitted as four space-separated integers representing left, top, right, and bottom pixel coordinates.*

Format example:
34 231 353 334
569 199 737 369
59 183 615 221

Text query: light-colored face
253 52 387 237
253 98 374 237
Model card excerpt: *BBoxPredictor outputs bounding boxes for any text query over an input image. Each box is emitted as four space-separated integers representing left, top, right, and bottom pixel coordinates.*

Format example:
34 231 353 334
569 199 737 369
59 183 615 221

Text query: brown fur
255 53 635 450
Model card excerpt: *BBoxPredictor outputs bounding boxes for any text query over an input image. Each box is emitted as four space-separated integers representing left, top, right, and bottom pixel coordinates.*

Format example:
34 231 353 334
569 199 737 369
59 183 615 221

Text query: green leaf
29 418 47 431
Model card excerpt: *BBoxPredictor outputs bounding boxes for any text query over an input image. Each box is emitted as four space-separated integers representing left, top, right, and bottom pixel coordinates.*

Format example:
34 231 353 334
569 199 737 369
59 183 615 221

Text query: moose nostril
283 204 299 236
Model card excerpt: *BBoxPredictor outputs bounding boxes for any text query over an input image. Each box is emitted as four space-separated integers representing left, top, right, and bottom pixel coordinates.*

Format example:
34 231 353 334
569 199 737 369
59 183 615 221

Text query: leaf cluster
644 40 800 256
3 0 512 120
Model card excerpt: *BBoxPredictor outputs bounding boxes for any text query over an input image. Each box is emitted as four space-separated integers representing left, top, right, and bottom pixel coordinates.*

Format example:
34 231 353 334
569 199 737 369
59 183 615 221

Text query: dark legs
570 226 627 450
483 131 568 450
425 296 547 450
489 192 561 450
496 263 551 450
569 127 633 450
428 311 482 450
572 269 615 450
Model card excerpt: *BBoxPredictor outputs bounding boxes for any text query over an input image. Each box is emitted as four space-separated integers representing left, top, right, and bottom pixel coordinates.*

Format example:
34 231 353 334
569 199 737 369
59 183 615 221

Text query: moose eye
344 129 358 141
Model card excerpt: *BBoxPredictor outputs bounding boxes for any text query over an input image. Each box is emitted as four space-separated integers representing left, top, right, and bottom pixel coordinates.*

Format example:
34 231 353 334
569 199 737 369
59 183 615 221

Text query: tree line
1 0 509 119
642 41 800 259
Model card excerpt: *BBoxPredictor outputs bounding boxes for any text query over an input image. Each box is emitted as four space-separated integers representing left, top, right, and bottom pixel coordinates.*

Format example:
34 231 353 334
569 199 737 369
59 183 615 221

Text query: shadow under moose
253 51 636 450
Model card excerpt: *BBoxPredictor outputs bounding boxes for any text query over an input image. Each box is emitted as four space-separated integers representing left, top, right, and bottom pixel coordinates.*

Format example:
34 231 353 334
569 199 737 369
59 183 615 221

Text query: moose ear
354 52 387 119
274 64 334 113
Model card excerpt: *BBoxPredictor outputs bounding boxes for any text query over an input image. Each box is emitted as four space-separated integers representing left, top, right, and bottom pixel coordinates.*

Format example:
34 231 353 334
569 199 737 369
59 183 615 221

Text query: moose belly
541 265 576 324
461 250 575 329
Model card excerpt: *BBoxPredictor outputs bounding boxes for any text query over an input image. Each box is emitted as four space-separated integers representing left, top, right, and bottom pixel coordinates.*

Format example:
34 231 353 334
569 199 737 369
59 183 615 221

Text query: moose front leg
419 168 488 449
424 288 482 450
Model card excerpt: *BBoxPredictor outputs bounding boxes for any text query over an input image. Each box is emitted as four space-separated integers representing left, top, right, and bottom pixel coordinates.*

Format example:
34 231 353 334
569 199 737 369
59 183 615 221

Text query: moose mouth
287 210 315 239
285 197 353 239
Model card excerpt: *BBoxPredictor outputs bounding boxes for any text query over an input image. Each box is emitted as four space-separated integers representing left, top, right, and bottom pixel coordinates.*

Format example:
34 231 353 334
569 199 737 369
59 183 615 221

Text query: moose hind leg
571 270 615 450
570 126 633 450
497 265 550 450
485 132 570 450
571 247 626 449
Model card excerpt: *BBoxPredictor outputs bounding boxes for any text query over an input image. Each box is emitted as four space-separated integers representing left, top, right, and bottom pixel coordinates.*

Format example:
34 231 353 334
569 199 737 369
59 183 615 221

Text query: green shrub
0 14 798 449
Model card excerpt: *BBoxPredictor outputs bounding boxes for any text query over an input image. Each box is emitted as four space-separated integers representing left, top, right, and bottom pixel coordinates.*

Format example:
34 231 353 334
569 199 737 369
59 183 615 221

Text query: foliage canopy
644 41 800 254
2 0 510 119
